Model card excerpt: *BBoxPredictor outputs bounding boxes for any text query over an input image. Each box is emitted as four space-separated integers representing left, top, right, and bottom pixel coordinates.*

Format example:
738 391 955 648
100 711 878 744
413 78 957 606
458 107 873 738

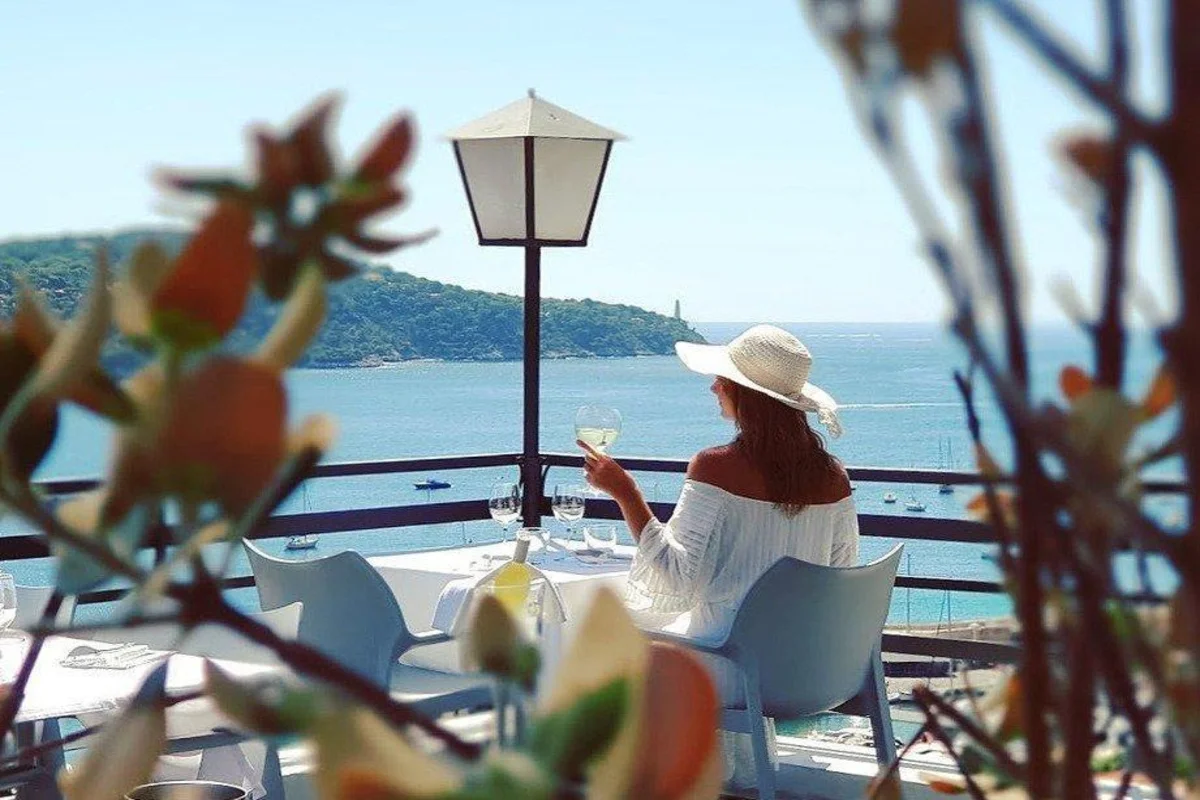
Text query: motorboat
938 483 954 494
882 492 898 504
285 534 319 551
905 499 927 512
414 479 452 490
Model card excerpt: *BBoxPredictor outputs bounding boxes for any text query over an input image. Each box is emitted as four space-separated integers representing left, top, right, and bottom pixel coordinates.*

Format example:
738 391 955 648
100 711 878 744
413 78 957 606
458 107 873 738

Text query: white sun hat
675 324 843 437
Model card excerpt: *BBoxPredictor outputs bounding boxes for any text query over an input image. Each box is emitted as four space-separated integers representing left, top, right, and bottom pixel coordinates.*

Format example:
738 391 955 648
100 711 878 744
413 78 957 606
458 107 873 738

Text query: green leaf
205 661 321 738
529 677 628 781
150 307 222 352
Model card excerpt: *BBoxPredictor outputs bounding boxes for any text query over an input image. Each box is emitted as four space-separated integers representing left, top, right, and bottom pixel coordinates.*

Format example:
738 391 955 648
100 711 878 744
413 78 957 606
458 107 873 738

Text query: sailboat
285 483 320 551
905 496 927 512
938 438 955 494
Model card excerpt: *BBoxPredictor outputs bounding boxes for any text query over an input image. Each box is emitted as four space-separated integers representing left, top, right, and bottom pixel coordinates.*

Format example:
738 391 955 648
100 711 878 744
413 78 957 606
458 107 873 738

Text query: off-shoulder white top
626 479 860 646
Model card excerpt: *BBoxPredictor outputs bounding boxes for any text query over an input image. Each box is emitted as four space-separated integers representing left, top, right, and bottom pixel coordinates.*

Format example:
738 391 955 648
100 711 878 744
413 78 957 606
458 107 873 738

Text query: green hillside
0 230 704 370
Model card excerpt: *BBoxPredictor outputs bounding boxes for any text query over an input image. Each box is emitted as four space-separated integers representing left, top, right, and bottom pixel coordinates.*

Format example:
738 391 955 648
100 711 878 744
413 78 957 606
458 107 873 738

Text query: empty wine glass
0 573 17 639
551 484 586 545
488 481 521 543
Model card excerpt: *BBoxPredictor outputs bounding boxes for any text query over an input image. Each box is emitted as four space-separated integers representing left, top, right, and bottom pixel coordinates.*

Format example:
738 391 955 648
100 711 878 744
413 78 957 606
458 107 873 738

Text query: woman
578 324 859 782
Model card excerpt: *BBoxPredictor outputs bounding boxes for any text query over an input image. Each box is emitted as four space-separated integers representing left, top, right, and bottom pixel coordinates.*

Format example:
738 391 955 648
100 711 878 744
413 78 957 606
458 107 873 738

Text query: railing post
521 243 543 528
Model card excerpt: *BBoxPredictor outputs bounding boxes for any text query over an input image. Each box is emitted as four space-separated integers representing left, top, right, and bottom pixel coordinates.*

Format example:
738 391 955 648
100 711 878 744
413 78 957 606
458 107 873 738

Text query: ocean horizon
2 321 1183 626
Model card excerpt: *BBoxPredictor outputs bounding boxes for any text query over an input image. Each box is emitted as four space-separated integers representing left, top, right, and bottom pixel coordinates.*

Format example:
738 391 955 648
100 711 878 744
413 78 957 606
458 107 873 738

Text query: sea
1 321 1185 628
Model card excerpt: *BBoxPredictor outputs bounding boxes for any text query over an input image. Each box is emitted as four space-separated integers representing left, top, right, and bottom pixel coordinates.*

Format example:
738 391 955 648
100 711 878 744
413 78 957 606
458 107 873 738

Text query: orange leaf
628 644 720 799
152 202 257 345
255 131 303 205
286 93 339 185
354 115 414 182
926 775 967 794
155 358 287 514
891 0 961 78
1059 365 1093 402
14 282 135 422
1058 132 1114 186
1142 366 1176 419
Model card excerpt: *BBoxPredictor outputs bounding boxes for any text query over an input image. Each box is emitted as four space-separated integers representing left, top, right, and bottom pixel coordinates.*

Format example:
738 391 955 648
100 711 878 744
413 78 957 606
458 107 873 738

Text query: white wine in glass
575 406 622 454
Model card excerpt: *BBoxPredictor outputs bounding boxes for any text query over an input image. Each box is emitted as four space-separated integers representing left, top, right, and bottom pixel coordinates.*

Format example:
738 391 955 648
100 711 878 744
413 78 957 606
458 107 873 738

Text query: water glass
0 573 17 637
583 525 618 557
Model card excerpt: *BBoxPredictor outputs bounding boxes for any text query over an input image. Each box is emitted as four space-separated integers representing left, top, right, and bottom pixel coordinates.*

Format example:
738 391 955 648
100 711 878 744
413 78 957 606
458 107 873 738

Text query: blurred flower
159 94 434 301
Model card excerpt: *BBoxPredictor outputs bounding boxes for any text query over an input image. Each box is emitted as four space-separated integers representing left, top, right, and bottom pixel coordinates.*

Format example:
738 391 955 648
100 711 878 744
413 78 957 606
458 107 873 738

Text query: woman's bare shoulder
687 445 763 496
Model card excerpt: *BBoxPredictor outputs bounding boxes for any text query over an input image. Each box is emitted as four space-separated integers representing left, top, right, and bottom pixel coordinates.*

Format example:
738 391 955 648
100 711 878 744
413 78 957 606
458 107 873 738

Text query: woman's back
626 449 859 645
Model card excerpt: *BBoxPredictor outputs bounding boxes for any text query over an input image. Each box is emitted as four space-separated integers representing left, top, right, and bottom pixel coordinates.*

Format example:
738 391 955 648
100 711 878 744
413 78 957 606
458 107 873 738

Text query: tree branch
977 0 1164 152
1094 0 1133 389
199 588 482 760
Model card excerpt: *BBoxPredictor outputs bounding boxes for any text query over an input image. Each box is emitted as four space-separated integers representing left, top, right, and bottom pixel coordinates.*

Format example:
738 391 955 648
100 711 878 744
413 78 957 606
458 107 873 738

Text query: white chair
243 540 492 717
14 584 77 631
652 545 903 799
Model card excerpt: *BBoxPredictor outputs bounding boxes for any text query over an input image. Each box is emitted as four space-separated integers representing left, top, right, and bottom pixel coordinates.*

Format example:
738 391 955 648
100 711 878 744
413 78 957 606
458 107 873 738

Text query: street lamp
448 90 624 528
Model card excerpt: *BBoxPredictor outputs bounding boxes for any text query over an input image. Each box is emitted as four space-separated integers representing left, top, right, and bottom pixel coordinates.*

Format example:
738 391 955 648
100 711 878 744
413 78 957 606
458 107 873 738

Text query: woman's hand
578 440 637 500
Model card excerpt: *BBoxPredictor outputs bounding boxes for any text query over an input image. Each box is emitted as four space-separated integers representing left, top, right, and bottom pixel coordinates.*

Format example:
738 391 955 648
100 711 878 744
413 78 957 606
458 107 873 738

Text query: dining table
0 633 284 800
369 538 636 678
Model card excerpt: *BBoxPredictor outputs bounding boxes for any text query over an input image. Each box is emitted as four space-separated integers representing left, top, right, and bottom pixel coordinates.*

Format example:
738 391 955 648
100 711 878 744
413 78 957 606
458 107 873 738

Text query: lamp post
448 91 623 528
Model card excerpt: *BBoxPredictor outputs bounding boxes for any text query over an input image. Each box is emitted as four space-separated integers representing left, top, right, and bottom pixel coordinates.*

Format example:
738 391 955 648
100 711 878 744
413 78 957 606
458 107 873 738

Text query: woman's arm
578 440 654 540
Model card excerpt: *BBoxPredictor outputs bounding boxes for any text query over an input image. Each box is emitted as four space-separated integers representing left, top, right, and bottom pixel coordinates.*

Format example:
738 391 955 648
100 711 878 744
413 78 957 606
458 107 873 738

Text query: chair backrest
181 601 303 665
726 545 903 719
14 585 77 631
243 540 414 686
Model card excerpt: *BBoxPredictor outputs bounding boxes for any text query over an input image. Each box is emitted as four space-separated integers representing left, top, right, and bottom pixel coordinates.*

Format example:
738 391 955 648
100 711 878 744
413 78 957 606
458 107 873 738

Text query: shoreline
885 616 1017 643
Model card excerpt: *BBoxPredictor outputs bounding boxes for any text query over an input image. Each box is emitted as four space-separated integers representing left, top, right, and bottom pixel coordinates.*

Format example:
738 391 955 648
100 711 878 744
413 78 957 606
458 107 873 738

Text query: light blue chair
14 584 77 631
243 540 492 717
652 545 903 799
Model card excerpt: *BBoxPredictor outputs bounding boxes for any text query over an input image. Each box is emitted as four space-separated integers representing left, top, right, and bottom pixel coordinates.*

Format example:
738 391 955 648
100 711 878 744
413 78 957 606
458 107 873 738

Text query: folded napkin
432 576 478 633
60 643 167 670
433 563 570 638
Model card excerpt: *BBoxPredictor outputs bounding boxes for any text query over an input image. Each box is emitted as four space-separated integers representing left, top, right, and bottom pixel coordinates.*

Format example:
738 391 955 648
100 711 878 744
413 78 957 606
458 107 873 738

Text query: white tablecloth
0 635 280 723
370 540 632 675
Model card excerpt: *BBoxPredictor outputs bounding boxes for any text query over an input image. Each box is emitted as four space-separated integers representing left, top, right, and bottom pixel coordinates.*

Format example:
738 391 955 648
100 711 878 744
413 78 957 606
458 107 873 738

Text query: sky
0 0 1175 324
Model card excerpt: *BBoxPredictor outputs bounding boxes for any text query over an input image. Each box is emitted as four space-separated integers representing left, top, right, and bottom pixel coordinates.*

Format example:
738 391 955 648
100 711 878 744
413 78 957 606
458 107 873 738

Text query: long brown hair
721 377 843 516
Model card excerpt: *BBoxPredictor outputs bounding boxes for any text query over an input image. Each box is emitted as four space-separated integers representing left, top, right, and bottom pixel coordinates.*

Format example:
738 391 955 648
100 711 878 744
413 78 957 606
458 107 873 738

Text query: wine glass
575 406 622 495
0 573 17 639
574 405 622 454
488 481 521 544
551 484 586 546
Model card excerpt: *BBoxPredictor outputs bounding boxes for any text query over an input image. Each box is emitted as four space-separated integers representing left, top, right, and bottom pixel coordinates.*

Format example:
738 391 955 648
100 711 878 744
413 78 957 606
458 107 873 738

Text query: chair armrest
409 629 453 648
645 629 727 656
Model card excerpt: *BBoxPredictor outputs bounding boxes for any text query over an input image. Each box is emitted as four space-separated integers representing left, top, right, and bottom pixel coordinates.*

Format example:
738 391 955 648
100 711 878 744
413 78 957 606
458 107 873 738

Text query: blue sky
0 1 1174 324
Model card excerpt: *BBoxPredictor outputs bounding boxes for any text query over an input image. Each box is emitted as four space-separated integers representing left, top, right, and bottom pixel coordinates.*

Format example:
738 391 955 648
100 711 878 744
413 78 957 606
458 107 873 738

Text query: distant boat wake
840 402 962 410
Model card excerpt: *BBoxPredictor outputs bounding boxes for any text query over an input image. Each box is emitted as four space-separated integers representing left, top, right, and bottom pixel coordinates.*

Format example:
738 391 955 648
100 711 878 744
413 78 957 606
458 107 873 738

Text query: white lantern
448 91 624 246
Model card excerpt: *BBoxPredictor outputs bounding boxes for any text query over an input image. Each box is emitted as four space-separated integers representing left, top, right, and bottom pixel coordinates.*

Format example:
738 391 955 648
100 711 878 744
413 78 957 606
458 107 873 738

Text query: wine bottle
489 534 534 618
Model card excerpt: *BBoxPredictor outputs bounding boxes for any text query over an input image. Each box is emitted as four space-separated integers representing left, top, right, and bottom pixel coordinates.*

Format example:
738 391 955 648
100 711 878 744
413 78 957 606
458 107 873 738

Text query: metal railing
6 452 1187 668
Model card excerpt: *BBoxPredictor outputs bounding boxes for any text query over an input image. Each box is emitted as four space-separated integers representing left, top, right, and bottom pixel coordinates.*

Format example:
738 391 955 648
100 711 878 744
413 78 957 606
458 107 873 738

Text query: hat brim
674 341 839 416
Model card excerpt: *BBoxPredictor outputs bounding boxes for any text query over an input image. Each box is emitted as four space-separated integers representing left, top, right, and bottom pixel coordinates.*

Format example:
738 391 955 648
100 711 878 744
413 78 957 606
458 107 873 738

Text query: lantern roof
446 90 626 142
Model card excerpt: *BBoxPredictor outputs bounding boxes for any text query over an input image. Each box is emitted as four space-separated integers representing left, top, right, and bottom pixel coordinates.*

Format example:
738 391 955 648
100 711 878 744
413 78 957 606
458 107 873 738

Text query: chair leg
862 646 897 765
743 671 776 800
260 743 284 800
